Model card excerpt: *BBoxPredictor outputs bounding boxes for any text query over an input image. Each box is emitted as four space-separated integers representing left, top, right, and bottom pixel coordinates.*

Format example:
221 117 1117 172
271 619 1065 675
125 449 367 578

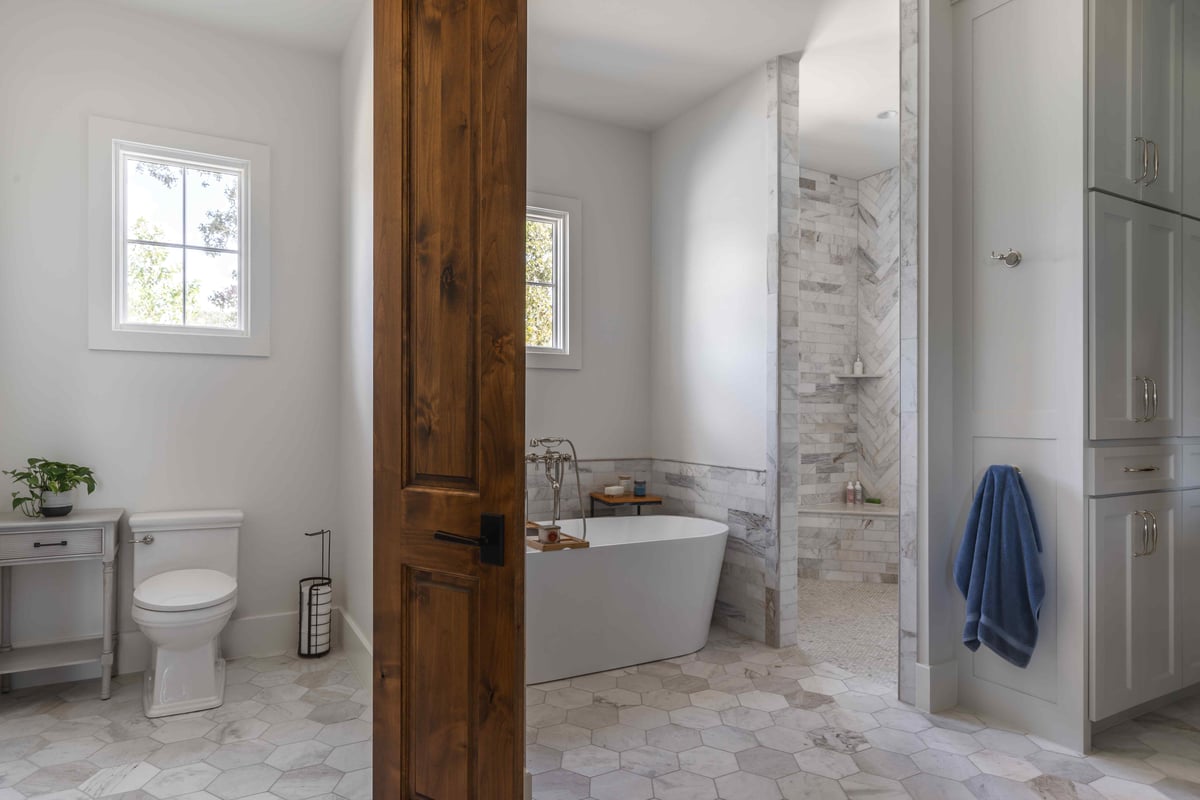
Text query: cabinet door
1180 490 1200 686
1184 0 1200 216
1091 492 1181 720
1139 0 1183 211
1090 192 1181 439
1091 0 1144 200
1183 219 1200 435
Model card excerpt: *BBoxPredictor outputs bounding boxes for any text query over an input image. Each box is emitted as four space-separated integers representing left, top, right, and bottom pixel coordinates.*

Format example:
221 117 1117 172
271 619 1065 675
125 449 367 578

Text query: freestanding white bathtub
525 515 728 684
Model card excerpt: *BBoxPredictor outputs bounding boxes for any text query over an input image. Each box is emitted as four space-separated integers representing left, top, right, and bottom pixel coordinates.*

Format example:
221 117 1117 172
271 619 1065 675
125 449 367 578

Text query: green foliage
131 166 239 328
128 219 194 325
3 458 97 517
525 218 555 347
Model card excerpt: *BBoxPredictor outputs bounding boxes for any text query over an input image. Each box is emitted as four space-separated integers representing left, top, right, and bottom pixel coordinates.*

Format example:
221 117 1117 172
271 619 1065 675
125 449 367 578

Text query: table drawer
0 528 103 560
1088 445 1178 496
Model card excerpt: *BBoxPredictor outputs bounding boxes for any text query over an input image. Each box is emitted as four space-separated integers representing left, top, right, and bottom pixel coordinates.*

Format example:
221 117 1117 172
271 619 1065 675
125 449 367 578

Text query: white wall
526 108 653 458
338 2 374 672
650 69 769 470
0 0 342 676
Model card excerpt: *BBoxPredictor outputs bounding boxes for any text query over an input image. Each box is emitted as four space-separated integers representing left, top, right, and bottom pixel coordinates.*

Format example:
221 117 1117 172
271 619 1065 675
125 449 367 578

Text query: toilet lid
134 569 237 612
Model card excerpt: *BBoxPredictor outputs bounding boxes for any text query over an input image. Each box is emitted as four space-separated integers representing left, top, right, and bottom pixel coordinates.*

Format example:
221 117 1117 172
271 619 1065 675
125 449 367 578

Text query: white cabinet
1090 0 1182 210
1091 492 1181 720
1180 490 1200 686
1183 218 1200 434
1090 192 1181 439
1183 0 1200 217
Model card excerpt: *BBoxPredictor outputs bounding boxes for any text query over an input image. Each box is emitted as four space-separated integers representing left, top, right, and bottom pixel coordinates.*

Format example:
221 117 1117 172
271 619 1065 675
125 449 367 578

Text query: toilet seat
134 568 237 612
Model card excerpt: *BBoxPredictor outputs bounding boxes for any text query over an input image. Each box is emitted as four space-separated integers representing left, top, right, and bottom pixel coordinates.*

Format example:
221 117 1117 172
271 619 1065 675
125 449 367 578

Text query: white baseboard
917 659 958 712
338 606 372 697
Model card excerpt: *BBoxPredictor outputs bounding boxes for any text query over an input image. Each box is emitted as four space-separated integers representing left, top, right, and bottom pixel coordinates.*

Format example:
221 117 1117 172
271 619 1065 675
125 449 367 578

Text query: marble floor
0 652 369 800
794 579 898 687
528 626 1200 799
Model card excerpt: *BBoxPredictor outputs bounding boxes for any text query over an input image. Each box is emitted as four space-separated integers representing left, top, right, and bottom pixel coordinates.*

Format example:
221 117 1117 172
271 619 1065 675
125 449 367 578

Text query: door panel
1181 491 1200 686
1090 0 1143 199
1091 492 1180 720
1184 0 1200 216
1183 219 1200 435
1090 192 1180 439
374 0 527 797
1140 0 1182 210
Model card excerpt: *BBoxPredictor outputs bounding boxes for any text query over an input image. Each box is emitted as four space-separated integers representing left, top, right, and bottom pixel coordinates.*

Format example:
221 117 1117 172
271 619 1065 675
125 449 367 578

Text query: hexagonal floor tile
590 768 653 800
678 745 738 778
560 744 620 777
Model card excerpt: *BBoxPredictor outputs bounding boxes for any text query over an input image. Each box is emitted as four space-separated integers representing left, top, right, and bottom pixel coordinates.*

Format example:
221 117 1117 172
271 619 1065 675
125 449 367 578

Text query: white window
525 192 581 370
89 117 271 356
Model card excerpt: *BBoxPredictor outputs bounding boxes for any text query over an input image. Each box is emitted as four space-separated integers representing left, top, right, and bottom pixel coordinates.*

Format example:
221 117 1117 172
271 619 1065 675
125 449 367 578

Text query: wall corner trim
916 658 959 712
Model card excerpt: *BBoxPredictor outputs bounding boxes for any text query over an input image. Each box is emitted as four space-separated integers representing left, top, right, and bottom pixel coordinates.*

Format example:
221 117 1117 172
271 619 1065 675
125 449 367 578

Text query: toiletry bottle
854 481 864 505
853 354 864 376
845 481 856 505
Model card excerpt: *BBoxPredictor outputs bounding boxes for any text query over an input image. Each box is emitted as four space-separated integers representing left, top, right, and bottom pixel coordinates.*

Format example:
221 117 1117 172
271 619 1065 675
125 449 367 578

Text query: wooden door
1179 490 1200 687
1139 0 1182 211
1090 492 1181 720
1090 0 1144 200
373 0 527 797
1090 192 1180 439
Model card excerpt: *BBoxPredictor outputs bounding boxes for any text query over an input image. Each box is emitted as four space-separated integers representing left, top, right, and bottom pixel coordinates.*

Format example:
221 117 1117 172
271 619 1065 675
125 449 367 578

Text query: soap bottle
845 481 856 505
854 481 864 505
853 354 864 376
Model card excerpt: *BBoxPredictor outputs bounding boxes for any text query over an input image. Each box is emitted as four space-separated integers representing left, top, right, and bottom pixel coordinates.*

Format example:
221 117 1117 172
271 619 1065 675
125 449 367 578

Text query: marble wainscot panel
797 506 900 583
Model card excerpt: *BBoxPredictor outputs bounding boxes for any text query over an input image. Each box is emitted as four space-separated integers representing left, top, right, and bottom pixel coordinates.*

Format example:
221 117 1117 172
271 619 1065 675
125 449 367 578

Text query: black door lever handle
433 513 505 566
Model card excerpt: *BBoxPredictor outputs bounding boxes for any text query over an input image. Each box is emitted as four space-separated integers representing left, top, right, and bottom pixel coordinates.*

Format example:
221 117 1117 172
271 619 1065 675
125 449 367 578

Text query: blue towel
953 465 1044 668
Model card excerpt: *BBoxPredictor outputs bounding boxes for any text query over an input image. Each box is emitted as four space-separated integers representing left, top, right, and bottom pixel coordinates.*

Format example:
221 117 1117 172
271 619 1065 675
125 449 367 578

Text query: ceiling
95 0 364 55
95 0 898 178
529 0 900 178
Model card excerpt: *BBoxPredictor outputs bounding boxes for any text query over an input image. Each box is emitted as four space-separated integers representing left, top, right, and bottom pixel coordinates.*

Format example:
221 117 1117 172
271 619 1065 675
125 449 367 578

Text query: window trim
526 192 581 370
88 117 271 357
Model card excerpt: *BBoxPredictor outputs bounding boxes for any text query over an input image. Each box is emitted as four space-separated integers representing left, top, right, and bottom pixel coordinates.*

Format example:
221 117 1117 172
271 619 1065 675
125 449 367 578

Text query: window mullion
181 167 188 325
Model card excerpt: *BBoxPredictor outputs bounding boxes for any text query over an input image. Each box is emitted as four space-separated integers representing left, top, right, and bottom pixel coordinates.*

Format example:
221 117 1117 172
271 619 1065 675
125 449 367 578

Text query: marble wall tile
796 513 900 583
897 0 920 707
857 168 902 507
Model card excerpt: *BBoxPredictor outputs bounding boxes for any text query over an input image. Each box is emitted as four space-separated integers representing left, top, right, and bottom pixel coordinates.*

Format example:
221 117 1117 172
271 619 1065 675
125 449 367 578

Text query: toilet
129 509 242 718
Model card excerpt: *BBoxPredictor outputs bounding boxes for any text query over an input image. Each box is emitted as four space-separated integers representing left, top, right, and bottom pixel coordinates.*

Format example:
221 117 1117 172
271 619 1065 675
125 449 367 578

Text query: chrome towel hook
990 249 1023 268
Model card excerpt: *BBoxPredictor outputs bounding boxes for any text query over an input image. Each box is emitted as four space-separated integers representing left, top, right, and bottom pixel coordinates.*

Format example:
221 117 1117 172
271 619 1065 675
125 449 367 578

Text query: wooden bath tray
526 533 590 551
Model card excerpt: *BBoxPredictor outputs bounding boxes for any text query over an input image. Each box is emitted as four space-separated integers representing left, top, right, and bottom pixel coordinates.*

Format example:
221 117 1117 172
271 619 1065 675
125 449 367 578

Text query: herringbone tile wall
856 168 901 506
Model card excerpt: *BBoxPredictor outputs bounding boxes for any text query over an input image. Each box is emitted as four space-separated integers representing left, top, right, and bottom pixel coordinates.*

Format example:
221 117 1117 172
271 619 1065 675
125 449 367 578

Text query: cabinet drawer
0 528 103 561
1089 446 1178 496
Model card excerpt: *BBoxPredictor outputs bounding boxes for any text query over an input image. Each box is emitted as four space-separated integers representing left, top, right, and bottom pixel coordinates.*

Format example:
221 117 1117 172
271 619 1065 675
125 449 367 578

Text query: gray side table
0 508 124 699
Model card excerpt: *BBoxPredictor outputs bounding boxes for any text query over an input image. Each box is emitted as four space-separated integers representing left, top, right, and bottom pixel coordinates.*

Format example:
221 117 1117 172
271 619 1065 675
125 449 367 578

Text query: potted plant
3 458 97 517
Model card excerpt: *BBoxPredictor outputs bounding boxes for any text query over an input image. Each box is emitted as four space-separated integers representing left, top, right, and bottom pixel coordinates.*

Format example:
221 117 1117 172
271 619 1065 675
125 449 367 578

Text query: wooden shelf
589 492 663 506
588 492 663 516
0 637 102 674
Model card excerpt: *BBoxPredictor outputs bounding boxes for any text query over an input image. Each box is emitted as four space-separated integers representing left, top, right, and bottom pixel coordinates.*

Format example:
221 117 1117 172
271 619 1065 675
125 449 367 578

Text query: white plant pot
40 490 74 517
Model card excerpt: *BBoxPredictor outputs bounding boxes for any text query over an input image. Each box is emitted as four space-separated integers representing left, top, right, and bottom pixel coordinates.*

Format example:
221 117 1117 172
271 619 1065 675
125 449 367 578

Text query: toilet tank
129 509 243 586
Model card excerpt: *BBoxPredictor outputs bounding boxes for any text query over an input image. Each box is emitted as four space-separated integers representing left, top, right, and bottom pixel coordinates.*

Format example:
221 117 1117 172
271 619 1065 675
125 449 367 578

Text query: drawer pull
1122 466 1160 473
33 540 68 548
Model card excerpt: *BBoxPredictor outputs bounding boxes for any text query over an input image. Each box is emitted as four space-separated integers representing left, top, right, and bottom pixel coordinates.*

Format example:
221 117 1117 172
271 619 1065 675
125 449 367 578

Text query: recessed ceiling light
877 110 898 120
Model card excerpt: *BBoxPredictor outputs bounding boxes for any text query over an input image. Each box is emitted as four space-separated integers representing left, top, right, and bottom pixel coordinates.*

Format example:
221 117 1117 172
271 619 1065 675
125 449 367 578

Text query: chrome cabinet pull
33 540 67 548
1134 376 1150 422
1133 137 1150 184
1122 466 1160 473
1149 510 1159 555
127 534 154 545
1150 377 1159 421
1133 510 1152 557
1145 140 1161 187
